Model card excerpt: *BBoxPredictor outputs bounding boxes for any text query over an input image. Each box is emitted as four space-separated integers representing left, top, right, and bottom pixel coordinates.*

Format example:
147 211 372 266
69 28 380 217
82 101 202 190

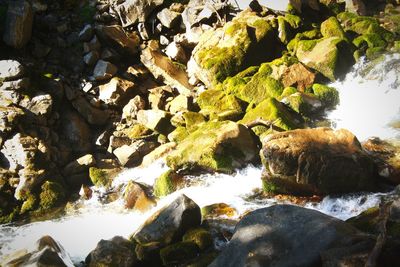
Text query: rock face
131 194 201 246
261 128 377 195
209 205 374 267
3 0 34 48
166 120 259 172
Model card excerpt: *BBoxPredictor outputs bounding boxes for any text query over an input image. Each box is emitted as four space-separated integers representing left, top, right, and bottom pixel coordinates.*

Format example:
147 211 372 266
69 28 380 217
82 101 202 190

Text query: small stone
165 42 187 63
101 48 118 61
157 8 181 29
160 35 170 46
0 60 25 81
71 96 110 125
93 60 118 81
113 140 156 167
98 77 136 106
123 181 155 211
122 95 146 121
137 109 173 135
79 24 94 42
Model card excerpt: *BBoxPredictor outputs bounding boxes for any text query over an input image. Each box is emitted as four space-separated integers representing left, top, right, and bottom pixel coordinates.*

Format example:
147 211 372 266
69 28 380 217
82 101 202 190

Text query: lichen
39 181 65 210
182 228 213 251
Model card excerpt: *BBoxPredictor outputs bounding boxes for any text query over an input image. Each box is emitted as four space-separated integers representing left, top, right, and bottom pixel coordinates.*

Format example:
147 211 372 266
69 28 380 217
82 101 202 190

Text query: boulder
123 181 155 211
71 96 109 125
86 236 137 267
0 60 25 81
98 77 137 106
83 51 100 66
166 120 258 172
3 0 33 49
157 8 181 29
113 140 157 167
115 0 164 27
93 60 117 81
141 142 177 167
261 128 377 195
131 194 201 245
137 109 173 135
95 25 140 56
20 93 53 116
209 205 374 267
141 41 193 96
160 241 199 266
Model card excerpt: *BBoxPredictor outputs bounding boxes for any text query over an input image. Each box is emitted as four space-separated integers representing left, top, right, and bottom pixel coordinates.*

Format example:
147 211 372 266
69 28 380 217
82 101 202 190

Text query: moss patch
39 181 65 210
124 124 152 139
321 16 347 39
183 228 213 251
153 170 183 197
89 167 110 187
160 241 199 266
311 84 339 108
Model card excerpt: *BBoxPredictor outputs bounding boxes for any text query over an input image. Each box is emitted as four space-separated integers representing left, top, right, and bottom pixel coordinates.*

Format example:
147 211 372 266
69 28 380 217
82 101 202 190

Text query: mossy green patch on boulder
89 167 119 188
353 34 386 49
321 16 347 39
183 112 206 132
159 241 199 266
166 121 259 173
153 170 184 197
197 90 244 121
311 83 339 108
183 228 213 251
39 181 65 210
168 126 190 143
20 194 37 214
124 124 152 139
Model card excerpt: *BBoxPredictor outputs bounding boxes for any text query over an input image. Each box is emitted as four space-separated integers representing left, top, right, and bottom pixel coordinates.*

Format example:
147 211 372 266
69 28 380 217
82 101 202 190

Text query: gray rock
131 194 201 245
79 24 94 42
1 133 39 171
113 140 157 167
209 205 374 267
83 51 100 66
95 25 140 56
3 0 34 48
93 60 117 81
137 109 173 135
165 42 187 63
345 0 367 15
59 110 92 154
157 8 181 29
0 88 21 106
0 60 25 81
85 236 137 267
115 0 164 27
122 95 146 121
72 96 110 125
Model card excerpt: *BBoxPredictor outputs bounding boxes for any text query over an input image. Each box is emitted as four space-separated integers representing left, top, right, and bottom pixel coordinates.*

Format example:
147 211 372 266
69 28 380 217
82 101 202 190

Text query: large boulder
131 194 201 246
209 205 374 267
261 128 377 195
166 120 259 172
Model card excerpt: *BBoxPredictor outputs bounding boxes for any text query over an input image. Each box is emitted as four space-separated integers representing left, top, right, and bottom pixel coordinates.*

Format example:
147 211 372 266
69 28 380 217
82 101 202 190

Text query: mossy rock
353 34 386 49
166 121 258 173
287 29 322 52
20 194 38 214
343 16 394 43
278 16 292 44
168 126 190 143
283 92 314 116
124 124 152 139
366 46 386 60
183 112 206 132
39 181 65 210
183 228 213 251
153 170 184 197
0 207 19 224
311 83 339 109
89 167 117 188
160 241 199 266
320 16 347 40
197 90 244 121
201 203 237 218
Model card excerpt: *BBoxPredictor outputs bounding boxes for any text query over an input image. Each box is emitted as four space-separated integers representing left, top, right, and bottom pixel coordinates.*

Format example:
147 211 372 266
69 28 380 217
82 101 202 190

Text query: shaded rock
93 60 117 81
98 77 136 106
137 109 173 135
2 235 74 267
79 24 94 42
183 227 213 251
123 181 155 211
113 140 157 167
160 241 199 266
0 77 30 91
0 60 24 81
21 93 53 116
83 51 100 66
86 236 137 267
3 0 33 49
72 96 109 125
165 41 188 63
83 36 101 53
209 205 373 267
141 41 193 96
157 8 181 29
166 120 258 172
95 25 140 56
132 194 201 245
115 0 164 27
261 128 377 195
62 154 96 177
122 95 146 121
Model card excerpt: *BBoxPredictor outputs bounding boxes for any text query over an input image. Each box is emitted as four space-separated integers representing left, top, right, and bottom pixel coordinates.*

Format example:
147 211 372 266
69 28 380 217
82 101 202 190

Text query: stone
123 181 155 211
148 85 172 110
83 36 101 53
95 25 140 56
115 0 164 27
3 0 33 49
98 77 136 106
86 236 137 267
2 235 74 266
83 51 100 66
0 106 24 135
0 77 30 91
72 96 109 125
137 109 173 135
131 194 201 245
160 35 170 46
153 169 185 197
121 95 146 121
141 142 177 167
62 154 96 176
165 42 187 63
166 120 259 172
160 241 199 266
21 93 53 116
261 128 377 195
169 95 191 114
0 60 25 81
209 205 374 267
345 0 367 15
113 140 157 167
281 63 316 91
79 24 94 42
141 41 193 96
137 22 151 40
157 8 181 29
93 60 117 81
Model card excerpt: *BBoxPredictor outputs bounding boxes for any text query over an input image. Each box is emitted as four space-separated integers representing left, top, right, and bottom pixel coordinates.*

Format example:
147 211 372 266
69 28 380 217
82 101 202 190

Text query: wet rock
83 51 100 66
153 169 185 197
131 194 201 245
121 95 146 121
3 0 34 49
93 60 118 81
86 236 137 267
210 205 374 267
79 24 94 42
89 167 121 188
72 96 109 125
160 241 199 266
113 140 157 167
123 181 155 211
115 0 164 27
157 8 181 29
2 235 74 267
165 41 188 63
141 41 193 96
166 120 258 172
261 128 377 195
0 60 25 81
98 77 136 107
201 203 237 218
95 25 140 56
137 109 173 135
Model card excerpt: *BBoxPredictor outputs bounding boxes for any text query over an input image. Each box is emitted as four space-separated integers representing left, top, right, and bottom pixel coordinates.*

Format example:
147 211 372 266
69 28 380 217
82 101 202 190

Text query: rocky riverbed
1 0 400 266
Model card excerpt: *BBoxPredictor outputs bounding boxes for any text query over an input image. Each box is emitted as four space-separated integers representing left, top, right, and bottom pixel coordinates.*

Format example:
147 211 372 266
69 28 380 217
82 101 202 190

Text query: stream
1 52 400 264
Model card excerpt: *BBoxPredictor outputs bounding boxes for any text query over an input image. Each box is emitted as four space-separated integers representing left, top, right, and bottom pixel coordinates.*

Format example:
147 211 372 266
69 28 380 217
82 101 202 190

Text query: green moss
284 93 312 115
39 181 65 210
183 228 213 251
280 87 298 98
160 241 199 266
125 124 152 139
168 126 190 143
337 11 358 23
0 207 20 224
197 90 244 121
284 14 302 29
311 84 339 108
353 34 386 49
183 112 205 132
20 194 38 214
366 47 385 60
153 170 183 197
262 179 281 194
321 17 346 39
278 16 291 44
89 167 109 187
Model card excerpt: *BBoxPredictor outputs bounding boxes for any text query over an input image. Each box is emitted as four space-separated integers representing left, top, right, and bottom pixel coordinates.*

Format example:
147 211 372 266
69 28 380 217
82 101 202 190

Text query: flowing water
1 53 400 264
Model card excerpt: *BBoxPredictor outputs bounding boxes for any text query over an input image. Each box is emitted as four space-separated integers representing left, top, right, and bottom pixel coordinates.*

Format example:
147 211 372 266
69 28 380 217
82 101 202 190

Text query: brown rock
98 77 137 106
3 0 33 48
123 181 156 211
95 25 140 56
281 63 316 91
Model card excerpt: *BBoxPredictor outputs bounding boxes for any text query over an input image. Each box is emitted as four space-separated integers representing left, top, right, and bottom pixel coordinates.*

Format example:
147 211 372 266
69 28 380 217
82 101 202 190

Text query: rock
131 194 201 245
321 16 347 39
72 96 109 125
165 41 188 63
21 93 53 116
113 140 157 167
157 8 181 29
153 169 184 197
209 205 374 267
141 41 193 96
123 181 155 211
160 241 199 266
95 25 140 56
79 24 94 42
166 120 258 172
0 106 24 134
0 77 30 91
141 142 177 167
148 85 172 110
39 181 66 210
2 235 74 267
83 51 100 66
3 0 34 49
59 110 92 154
281 63 316 91
183 227 213 251
86 236 137 267
115 0 164 27
83 36 101 53
261 128 377 195
201 203 237 218
62 154 96 176
345 0 367 15
0 60 25 81
169 95 191 114
137 22 151 40
98 77 136 106
93 60 118 81
89 167 120 188
121 95 146 121
137 109 173 135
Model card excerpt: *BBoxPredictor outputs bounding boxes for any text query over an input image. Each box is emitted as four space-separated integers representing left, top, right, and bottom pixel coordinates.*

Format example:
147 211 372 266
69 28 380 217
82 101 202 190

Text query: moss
39 181 65 210
183 228 213 251
159 241 199 266
321 17 347 39
311 84 339 108
278 16 291 44
89 167 109 187
284 93 312 115
197 90 244 121
262 179 281 194
284 14 302 29
366 47 385 60
280 87 298 98
168 126 190 143
0 207 20 224
153 170 183 197
337 11 358 23
125 124 152 139
183 112 205 132
20 194 38 214
353 34 386 49
201 203 237 218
